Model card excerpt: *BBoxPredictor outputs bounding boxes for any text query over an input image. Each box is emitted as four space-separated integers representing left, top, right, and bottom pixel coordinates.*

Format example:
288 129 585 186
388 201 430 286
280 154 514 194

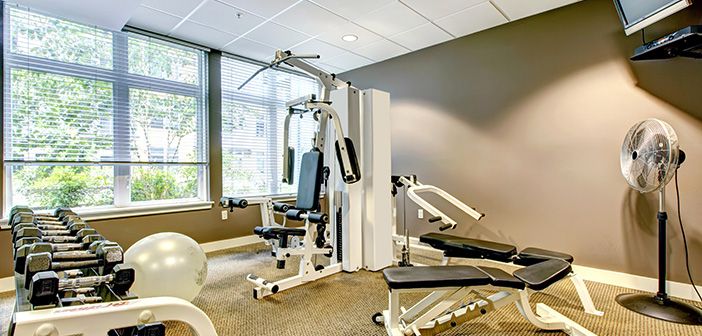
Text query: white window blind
221 56 320 197
3 4 208 211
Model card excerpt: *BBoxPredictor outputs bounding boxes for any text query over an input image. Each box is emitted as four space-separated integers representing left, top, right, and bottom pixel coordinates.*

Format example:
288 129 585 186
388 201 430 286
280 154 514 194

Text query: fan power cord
674 169 702 304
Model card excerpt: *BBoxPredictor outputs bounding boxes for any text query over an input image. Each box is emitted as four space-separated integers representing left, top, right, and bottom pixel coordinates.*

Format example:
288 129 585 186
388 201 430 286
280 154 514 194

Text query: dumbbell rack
6 206 219 336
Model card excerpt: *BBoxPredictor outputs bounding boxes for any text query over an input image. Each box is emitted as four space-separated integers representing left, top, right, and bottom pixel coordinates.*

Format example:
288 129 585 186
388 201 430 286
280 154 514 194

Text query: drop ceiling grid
126 0 581 72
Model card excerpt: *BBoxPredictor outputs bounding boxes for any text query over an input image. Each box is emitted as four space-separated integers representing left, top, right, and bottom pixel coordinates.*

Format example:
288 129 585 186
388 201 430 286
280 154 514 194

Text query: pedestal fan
618 118 702 324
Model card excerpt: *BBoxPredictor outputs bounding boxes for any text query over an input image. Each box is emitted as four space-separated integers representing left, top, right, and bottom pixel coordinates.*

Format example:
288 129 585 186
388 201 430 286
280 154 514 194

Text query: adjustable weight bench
418 232 603 316
375 258 597 336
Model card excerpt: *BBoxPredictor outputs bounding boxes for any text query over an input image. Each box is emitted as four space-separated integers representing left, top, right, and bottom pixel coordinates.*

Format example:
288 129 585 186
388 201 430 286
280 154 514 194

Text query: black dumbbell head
111 264 135 293
29 271 59 307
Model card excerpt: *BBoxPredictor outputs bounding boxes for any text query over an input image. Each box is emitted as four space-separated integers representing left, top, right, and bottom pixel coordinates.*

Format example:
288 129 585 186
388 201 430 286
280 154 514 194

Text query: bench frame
379 278 596 336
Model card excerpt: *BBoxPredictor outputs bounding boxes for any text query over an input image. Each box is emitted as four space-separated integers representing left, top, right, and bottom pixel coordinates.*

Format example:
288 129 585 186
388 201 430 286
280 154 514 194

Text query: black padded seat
476 266 525 290
512 259 572 291
254 226 306 239
383 266 491 290
419 233 517 262
514 247 574 266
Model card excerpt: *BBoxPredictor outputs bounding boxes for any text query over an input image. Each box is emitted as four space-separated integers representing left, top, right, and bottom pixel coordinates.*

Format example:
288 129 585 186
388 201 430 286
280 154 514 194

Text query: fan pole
656 189 668 302
616 187 702 325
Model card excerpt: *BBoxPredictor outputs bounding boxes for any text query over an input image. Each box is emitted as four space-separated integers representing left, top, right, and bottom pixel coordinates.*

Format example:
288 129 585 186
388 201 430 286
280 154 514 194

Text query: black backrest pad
383 266 490 290
513 247 574 266
512 259 572 291
419 233 517 261
296 150 323 210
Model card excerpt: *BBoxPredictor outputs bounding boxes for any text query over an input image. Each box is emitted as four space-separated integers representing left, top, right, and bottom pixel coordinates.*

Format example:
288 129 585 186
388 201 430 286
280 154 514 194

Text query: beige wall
342 0 702 283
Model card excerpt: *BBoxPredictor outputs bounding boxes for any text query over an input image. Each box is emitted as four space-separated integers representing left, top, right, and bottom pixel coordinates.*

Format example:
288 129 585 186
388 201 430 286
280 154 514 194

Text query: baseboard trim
0 234 263 293
199 234 261 253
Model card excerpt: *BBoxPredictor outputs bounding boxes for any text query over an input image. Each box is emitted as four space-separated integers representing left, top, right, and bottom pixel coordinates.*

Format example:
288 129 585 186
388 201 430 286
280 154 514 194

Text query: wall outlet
418 209 424 219
221 210 228 220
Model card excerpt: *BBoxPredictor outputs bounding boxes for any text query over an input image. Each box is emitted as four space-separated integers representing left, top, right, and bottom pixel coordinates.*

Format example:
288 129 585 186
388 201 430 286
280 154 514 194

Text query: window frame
1 5 211 218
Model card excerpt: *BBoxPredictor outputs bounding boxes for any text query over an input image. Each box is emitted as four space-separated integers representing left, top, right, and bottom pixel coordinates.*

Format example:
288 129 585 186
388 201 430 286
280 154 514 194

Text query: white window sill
1 201 214 229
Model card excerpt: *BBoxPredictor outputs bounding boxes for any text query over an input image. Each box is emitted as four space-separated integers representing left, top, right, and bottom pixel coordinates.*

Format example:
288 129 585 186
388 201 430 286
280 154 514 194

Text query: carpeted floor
2 243 702 335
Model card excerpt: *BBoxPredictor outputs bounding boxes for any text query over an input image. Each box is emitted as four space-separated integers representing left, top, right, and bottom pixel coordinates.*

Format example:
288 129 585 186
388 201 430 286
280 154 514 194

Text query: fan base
616 293 702 325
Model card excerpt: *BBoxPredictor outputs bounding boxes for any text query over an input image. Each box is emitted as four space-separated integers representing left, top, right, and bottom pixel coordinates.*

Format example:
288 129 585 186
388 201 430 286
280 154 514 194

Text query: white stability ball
124 232 207 302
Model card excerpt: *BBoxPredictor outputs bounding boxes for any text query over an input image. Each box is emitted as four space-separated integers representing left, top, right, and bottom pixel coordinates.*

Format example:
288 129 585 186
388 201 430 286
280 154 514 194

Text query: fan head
621 119 679 193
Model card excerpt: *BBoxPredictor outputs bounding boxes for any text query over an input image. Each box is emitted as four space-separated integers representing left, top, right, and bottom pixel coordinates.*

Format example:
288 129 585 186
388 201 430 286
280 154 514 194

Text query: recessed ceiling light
342 34 358 42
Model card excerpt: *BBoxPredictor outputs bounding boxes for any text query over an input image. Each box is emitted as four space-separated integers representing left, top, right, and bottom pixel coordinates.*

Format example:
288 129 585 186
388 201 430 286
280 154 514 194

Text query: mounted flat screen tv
613 0 693 35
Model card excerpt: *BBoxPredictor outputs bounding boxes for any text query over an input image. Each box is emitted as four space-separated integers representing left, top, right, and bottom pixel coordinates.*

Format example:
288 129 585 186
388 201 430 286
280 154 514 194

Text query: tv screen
614 0 693 35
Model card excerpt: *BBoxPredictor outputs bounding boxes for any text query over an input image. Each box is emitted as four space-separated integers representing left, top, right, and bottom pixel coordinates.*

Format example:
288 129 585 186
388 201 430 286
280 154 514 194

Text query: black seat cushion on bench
420 233 518 262
476 266 525 290
254 226 307 238
513 247 574 266
512 259 572 291
383 266 491 290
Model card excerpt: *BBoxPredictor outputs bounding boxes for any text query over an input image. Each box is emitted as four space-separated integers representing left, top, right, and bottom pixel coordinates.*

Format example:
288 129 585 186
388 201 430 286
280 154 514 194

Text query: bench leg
569 273 604 316
515 290 597 336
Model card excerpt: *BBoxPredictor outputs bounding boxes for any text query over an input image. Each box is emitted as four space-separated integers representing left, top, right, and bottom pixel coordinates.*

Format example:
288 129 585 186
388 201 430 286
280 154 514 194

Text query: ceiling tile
353 2 428 37
216 0 300 18
12 0 141 31
318 62 346 75
400 0 486 21
188 1 265 36
322 52 373 71
352 39 410 62
273 1 347 36
170 20 238 49
310 0 394 21
287 38 347 60
222 37 278 61
140 0 203 18
317 22 383 50
492 0 580 21
244 22 310 50
434 2 508 38
127 5 183 35
389 23 452 51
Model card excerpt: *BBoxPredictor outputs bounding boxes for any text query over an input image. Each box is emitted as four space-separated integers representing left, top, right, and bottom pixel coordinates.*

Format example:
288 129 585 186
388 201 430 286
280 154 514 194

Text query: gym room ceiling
12 0 581 73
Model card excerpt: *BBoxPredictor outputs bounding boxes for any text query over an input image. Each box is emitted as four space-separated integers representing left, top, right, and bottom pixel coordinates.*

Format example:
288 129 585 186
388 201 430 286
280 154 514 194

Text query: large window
2 5 208 212
221 56 319 197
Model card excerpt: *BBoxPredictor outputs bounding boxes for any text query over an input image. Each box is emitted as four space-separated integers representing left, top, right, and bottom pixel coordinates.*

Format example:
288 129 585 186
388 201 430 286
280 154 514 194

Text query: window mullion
112 33 131 207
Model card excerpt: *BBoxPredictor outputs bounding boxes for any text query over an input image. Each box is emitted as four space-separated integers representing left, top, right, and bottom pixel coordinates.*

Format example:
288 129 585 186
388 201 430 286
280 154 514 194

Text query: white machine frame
240 50 393 299
11 296 217 336
391 175 603 317
380 278 596 336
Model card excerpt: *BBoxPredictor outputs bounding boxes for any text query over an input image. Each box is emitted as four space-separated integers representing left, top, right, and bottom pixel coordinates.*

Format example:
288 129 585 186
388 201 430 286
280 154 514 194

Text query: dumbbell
13 220 87 236
15 240 118 273
28 264 135 307
14 234 104 254
14 227 97 244
24 243 124 288
12 213 81 230
12 221 90 242
8 205 32 222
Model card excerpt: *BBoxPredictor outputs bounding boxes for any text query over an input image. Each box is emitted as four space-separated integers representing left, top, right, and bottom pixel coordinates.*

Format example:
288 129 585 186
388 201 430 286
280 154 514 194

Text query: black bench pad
383 266 491 290
514 247 574 266
476 266 525 290
420 233 517 262
512 259 572 291
253 226 306 237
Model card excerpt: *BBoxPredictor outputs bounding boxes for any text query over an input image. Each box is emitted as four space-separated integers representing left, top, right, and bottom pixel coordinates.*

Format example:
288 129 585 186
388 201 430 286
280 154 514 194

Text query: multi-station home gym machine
222 50 392 299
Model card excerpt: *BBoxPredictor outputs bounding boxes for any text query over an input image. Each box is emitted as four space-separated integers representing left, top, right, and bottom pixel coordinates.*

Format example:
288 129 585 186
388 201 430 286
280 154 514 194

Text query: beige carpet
2 243 702 335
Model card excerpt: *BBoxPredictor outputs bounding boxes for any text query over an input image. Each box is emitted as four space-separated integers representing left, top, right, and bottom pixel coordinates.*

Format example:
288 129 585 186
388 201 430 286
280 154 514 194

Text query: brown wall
343 0 702 283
